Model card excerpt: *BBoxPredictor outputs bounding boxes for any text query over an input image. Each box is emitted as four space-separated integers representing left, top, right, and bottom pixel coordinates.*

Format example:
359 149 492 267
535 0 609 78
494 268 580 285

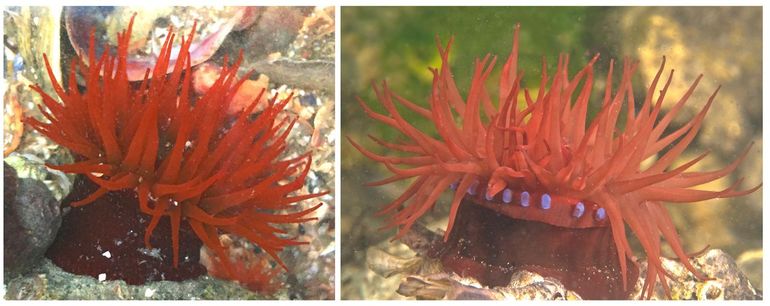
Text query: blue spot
573 202 585 218
595 207 607 221
502 189 513 203
485 191 494 201
467 181 478 195
449 182 458 190
540 194 551 210
520 191 530 207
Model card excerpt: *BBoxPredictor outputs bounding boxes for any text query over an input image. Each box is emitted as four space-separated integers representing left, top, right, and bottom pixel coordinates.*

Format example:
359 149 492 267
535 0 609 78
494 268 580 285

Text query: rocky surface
365 228 761 300
632 249 761 300
263 6 336 300
3 6 71 162
4 259 262 300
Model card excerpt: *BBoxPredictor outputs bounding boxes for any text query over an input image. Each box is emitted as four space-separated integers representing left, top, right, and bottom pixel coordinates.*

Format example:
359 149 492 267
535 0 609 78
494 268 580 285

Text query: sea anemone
26 15 323 283
350 24 760 299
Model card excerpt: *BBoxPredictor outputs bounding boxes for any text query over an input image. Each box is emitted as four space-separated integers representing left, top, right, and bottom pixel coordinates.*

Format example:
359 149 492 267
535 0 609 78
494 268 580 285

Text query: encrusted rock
633 249 761 300
388 268 579 300
367 248 422 278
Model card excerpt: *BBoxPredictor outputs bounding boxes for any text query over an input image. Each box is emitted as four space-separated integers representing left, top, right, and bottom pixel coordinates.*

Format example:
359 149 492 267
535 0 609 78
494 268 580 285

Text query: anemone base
46 178 206 285
438 199 638 300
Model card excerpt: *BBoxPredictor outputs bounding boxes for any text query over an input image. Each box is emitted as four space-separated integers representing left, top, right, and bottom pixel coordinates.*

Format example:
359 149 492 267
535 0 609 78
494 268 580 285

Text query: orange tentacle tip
350 24 760 299
27 13 326 285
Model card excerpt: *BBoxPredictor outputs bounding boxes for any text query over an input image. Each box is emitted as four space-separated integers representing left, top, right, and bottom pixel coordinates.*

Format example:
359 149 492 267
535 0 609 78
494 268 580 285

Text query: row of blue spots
451 180 607 221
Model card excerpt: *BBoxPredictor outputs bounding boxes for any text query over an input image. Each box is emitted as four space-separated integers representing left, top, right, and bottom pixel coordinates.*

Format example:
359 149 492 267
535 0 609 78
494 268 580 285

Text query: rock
395 270 580 300
64 6 256 81
633 249 762 300
4 154 74 203
229 6 335 93
3 7 73 166
4 258 266 300
4 162 62 278
367 247 422 278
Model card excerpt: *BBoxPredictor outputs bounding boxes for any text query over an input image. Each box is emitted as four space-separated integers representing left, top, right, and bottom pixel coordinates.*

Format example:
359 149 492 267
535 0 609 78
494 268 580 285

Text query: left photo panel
3 6 335 300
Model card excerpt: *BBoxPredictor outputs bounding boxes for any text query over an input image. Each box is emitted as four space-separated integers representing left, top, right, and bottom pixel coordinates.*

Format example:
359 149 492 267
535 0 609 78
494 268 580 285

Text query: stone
4 162 62 278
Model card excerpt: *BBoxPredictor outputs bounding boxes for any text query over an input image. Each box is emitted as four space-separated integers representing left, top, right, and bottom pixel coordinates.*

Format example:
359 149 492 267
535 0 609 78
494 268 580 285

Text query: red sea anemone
350 24 761 299
26 15 323 284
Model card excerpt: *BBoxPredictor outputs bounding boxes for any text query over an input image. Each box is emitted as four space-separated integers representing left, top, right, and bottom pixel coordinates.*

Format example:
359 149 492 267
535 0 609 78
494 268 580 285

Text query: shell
64 7 256 81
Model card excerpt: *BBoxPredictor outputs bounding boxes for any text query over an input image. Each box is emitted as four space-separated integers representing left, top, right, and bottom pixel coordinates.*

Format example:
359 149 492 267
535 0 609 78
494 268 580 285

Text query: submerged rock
3 162 62 278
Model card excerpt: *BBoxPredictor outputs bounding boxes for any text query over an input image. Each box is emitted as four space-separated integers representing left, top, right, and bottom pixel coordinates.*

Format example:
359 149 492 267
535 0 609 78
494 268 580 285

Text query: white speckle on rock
102 251 111 258
98 273 107 282
145 288 156 298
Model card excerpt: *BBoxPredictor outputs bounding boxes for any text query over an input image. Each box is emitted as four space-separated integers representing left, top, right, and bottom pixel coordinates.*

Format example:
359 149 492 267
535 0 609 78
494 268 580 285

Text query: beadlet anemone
26 15 324 284
350 24 761 299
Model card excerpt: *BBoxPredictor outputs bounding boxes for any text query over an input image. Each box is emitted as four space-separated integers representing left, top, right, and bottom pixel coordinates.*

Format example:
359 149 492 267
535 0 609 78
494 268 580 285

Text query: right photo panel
341 7 762 300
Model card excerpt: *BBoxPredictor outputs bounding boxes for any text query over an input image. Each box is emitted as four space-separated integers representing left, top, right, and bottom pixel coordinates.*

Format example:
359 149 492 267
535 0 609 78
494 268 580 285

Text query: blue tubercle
573 202 585 218
520 191 530 207
540 194 551 209
502 189 513 204
595 207 607 221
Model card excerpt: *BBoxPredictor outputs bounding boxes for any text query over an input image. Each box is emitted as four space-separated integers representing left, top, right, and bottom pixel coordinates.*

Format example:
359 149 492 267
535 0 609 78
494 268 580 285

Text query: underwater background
340 6 762 299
